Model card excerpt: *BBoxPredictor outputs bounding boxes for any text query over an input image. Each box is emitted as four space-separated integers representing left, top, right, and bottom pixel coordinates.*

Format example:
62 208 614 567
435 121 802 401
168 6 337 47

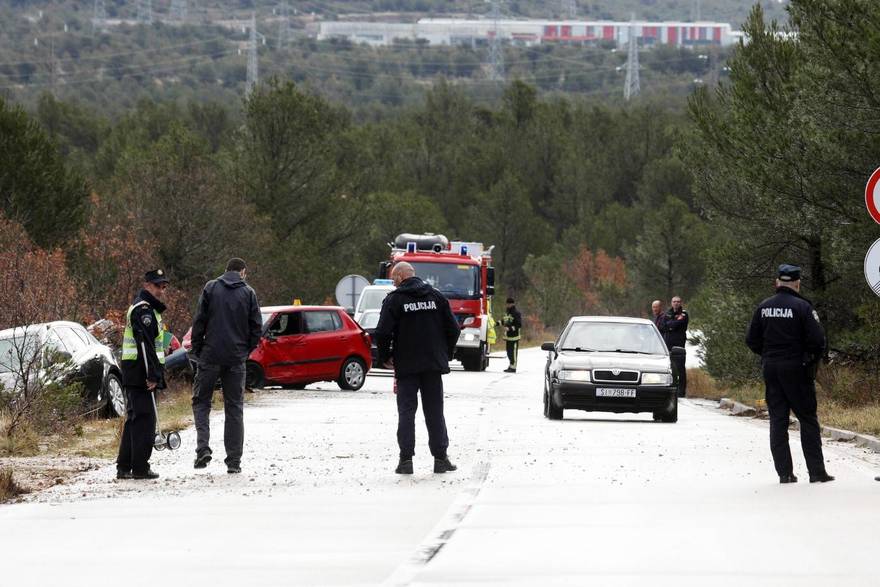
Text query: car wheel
546 385 563 420
660 397 678 423
460 350 481 371
102 373 125 418
338 357 366 391
245 361 264 389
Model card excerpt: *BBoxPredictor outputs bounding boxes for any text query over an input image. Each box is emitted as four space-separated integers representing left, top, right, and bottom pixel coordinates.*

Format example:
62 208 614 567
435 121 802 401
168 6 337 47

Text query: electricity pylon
624 17 641 101
488 0 504 82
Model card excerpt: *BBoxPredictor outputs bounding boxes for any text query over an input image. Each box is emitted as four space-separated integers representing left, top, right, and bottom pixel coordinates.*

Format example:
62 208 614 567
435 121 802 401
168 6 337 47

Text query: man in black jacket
116 269 169 480
500 297 522 373
190 258 262 474
663 296 689 397
374 262 461 475
746 264 833 484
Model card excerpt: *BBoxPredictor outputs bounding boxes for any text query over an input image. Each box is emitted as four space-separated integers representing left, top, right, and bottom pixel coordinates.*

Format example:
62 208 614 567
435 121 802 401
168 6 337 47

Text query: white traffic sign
334 274 370 310
865 239 880 296
864 167 880 224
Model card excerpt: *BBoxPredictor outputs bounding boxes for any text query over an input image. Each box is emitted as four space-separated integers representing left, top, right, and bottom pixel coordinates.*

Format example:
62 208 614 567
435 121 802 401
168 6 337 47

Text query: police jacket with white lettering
374 277 461 376
745 287 825 363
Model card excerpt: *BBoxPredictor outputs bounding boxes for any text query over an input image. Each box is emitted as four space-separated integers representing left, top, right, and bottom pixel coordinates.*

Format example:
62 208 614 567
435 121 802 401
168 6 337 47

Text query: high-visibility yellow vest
121 301 165 365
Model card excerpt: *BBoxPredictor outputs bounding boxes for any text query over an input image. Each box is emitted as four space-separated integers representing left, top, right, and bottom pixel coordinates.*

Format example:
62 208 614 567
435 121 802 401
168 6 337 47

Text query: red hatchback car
247 305 372 391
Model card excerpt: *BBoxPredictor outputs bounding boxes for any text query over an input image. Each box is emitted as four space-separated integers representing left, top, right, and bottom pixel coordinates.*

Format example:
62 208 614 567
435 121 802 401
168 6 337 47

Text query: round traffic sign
334 274 370 311
865 167 880 224
865 239 880 297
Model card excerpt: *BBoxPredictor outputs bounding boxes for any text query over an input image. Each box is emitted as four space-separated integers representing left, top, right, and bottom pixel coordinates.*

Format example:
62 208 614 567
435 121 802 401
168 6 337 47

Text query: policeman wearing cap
116 269 170 480
746 264 834 484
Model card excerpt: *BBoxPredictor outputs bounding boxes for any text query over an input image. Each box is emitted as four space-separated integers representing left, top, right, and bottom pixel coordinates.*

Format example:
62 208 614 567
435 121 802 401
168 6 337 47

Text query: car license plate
596 388 636 398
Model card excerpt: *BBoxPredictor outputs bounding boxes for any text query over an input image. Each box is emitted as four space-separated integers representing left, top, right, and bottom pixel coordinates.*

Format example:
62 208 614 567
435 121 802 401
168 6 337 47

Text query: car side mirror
670 346 686 357
541 342 556 352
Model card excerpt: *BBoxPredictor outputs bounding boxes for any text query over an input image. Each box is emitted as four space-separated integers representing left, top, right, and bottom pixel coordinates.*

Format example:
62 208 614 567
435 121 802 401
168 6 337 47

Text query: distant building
317 18 739 49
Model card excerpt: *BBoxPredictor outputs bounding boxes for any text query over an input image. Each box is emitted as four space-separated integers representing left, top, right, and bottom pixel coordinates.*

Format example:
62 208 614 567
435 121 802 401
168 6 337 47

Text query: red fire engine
379 233 495 371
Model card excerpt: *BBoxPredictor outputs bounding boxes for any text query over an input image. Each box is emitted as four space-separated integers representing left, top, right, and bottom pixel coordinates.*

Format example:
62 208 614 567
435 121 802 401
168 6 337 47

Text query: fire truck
379 233 496 371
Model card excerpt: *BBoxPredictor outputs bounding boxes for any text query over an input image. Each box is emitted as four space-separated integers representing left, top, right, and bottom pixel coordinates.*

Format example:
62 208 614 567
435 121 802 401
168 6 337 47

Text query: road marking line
383 403 492 586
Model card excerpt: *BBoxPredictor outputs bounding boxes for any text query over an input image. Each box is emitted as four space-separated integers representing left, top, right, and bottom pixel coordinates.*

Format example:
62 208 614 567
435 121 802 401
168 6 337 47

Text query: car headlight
641 372 673 385
559 370 591 382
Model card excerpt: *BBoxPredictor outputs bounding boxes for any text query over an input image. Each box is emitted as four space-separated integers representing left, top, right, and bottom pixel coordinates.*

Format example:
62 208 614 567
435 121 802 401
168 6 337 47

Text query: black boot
194 451 212 469
809 472 835 483
779 474 798 484
132 468 159 480
395 458 413 475
434 457 457 474
116 469 132 480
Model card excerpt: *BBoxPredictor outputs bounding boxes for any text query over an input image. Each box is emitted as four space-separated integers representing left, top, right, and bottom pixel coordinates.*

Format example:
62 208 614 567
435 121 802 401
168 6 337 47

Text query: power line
624 16 640 101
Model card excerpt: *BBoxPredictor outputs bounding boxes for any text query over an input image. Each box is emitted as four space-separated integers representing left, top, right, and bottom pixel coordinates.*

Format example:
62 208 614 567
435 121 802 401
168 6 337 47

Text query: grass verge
687 368 880 439
0 468 27 502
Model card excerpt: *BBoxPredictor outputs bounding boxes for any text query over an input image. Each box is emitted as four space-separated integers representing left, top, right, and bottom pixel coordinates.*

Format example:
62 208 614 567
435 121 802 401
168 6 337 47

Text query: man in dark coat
746 264 833 484
190 258 262 474
663 296 689 397
374 262 461 475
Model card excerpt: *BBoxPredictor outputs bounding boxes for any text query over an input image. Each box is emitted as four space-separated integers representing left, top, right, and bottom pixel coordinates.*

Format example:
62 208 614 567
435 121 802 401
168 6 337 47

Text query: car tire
338 357 366 391
659 397 678 423
545 383 563 420
245 361 264 389
102 373 126 418
460 350 481 372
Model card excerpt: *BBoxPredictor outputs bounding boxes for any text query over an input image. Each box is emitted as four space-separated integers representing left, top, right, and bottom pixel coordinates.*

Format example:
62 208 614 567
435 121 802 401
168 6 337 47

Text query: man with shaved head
375 261 461 475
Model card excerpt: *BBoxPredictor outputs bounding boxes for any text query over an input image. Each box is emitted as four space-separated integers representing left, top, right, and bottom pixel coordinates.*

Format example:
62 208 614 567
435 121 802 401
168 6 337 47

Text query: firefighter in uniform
500 297 522 373
375 262 461 475
116 269 169 480
746 264 834 484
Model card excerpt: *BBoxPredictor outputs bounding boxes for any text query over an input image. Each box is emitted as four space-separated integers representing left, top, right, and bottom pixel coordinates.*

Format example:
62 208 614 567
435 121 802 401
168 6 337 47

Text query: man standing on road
651 300 666 333
745 264 834 484
374 262 460 475
116 269 170 481
190 258 262 474
500 297 523 373
663 296 689 397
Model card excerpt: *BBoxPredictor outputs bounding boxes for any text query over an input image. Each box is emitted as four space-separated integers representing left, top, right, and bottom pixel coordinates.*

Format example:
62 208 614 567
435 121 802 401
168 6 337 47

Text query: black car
0 321 126 418
541 316 682 423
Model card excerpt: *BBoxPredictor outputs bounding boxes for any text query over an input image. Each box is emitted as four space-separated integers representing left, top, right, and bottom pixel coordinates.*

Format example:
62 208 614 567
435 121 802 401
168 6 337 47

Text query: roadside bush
0 468 26 502
816 363 880 408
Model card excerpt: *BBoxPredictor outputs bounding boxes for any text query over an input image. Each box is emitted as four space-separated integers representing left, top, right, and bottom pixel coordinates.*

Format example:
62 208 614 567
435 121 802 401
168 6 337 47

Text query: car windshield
359 312 380 329
560 322 667 355
0 335 39 373
357 289 391 313
410 262 480 300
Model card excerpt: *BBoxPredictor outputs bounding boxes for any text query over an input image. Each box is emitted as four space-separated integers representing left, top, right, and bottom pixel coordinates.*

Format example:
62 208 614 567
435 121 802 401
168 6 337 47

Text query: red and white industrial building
316 18 742 49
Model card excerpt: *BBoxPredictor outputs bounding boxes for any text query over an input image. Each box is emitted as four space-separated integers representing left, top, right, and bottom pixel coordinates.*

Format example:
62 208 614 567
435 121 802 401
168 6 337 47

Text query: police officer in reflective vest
375 262 461 475
746 264 834 484
116 269 169 480
500 297 522 373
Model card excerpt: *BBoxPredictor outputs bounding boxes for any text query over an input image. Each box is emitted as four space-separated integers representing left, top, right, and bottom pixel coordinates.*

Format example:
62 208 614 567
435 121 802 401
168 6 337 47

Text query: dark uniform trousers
506 340 519 370
671 352 687 396
763 360 825 477
116 387 156 474
396 371 449 459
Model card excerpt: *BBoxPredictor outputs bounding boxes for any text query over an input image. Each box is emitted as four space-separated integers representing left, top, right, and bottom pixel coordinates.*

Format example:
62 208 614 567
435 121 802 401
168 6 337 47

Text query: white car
0 321 126 417
353 284 395 326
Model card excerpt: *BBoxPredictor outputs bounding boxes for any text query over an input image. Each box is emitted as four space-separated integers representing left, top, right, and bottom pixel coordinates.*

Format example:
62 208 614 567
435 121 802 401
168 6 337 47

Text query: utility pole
561 0 577 19
137 0 153 25
277 1 292 50
246 12 259 96
170 0 188 22
92 0 106 34
623 16 640 101
487 0 504 82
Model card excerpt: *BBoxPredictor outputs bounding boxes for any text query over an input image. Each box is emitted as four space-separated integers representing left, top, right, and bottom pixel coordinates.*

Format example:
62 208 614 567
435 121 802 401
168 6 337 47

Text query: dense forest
1 0 878 401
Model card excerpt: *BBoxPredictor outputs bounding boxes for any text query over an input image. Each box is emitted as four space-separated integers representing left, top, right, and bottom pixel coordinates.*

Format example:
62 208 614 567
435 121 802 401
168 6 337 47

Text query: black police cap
145 269 170 285
777 264 801 282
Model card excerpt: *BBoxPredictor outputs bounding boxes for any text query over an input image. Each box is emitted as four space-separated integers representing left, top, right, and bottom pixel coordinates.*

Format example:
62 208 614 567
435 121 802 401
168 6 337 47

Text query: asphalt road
2 349 879 586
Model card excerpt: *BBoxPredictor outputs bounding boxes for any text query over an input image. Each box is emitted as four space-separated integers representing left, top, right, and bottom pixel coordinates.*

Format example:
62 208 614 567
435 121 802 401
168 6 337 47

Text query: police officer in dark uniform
746 264 834 484
116 269 169 480
663 296 689 397
374 262 461 475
